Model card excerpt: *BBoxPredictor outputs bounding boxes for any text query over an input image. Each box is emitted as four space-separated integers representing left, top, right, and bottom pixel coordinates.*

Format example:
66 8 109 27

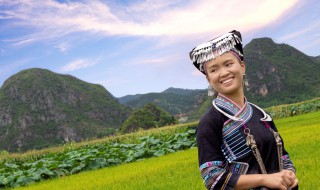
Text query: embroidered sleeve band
283 154 296 173
200 161 240 190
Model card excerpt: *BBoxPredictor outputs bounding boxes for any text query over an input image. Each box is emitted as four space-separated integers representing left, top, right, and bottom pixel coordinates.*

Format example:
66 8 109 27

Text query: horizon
1 67 207 98
1 0 319 97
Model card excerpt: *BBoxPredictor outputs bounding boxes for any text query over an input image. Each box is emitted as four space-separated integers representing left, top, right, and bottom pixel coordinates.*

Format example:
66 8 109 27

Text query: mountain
0 68 131 152
119 103 178 133
118 88 206 117
117 94 143 104
243 38 320 107
310 55 320 64
162 87 201 95
118 87 204 104
119 38 320 121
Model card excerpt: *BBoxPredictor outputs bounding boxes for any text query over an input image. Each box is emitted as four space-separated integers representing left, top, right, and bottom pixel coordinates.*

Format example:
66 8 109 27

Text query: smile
221 78 234 84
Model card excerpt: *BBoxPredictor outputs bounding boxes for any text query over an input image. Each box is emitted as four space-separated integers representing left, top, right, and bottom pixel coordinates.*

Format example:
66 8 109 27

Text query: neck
219 91 245 108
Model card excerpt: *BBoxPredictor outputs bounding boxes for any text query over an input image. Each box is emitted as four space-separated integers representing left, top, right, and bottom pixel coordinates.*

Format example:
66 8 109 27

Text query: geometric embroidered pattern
214 95 253 163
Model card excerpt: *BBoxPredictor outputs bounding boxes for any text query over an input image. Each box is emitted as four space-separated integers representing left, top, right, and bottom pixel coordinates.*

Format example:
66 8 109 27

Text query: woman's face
205 52 245 97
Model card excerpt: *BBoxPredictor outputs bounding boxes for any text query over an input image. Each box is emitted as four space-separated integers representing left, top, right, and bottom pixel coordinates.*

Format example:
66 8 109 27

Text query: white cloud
121 51 184 69
60 59 96 72
1 0 299 45
54 42 70 53
125 57 168 66
277 21 320 41
3 38 36 47
128 0 182 12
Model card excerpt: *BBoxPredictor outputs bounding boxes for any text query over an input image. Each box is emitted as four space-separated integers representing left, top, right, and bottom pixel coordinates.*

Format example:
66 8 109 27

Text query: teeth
222 78 233 84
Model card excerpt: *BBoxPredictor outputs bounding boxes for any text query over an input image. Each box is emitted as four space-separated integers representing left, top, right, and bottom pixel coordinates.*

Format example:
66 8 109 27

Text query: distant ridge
118 88 206 117
310 55 320 63
162 87 203 95
117 94 143 104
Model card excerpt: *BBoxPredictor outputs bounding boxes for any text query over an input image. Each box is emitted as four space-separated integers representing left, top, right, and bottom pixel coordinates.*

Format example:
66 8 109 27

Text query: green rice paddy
13 111 320 190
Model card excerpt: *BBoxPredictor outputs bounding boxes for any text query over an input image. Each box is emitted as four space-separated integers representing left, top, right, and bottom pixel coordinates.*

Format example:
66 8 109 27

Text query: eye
226 62 233 67
209 68 217 73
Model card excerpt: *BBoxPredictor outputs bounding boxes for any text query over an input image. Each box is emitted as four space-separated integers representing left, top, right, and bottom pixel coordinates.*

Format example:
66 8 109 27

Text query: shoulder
197 106 225 135
200 106 224 123
250 104 265 117
249 103 278 129
249 102 274 121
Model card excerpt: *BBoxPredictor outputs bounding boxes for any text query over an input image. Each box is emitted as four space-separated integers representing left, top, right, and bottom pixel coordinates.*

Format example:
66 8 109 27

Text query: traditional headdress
189 30 243 75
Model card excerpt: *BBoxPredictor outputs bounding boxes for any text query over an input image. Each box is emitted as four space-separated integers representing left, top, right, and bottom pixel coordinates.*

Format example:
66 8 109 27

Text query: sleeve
196 109 240 190
269 120 296 173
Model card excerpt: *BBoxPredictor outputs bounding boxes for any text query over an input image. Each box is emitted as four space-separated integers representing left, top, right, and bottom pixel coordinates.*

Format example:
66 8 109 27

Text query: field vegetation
0 124 197 188
12 111 320 190
1 99 319 189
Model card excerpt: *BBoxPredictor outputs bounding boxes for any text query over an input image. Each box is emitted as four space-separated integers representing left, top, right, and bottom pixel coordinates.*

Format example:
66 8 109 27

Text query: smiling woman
189 30 299 190
204 53 245 100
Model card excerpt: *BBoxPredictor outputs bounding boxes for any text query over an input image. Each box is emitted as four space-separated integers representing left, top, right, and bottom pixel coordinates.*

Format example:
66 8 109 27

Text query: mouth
220 77 234 84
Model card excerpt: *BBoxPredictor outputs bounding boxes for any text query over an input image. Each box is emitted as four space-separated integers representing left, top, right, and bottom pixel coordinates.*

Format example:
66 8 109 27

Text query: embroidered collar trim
213 94 252 138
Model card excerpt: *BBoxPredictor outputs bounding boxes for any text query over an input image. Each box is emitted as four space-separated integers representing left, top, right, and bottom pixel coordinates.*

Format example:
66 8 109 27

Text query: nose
219 67 229 77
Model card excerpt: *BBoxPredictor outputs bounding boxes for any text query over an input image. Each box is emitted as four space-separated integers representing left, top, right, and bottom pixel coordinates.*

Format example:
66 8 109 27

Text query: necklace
213 96 283 172
243 122 283 174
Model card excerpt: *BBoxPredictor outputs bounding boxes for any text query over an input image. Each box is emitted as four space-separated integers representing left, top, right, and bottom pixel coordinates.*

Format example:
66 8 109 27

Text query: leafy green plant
0 129 196 188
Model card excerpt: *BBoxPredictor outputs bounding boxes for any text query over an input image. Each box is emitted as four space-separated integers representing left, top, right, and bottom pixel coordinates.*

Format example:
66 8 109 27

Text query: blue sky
0 0 319 97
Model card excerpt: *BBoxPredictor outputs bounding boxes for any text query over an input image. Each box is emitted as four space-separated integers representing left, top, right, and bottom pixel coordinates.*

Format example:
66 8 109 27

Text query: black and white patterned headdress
189 30 243 74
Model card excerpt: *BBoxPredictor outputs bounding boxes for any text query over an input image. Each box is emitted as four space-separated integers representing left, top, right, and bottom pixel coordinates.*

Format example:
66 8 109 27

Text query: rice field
12 111 320 190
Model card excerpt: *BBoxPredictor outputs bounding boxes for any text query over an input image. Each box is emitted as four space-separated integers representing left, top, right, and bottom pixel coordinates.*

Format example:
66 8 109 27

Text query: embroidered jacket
196 95 296 190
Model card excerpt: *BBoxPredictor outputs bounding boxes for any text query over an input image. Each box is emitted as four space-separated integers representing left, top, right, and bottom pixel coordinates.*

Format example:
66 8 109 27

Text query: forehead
205 52 238 67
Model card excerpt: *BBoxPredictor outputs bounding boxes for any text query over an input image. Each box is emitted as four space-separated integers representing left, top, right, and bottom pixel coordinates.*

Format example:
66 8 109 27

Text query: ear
240 61 246 75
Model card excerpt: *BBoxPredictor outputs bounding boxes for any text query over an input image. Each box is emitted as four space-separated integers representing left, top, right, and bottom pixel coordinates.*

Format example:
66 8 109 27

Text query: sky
0 0 319 98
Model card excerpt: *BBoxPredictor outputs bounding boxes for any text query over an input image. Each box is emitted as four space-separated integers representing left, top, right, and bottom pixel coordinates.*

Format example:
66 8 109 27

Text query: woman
189 30 298 190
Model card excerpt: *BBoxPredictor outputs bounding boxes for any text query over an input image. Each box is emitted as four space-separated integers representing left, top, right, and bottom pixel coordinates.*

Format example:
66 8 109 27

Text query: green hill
117 94 143 104
309 55 320 64
119 103 178 133
244 37 320 107
0 68 131 152
118 88 206 117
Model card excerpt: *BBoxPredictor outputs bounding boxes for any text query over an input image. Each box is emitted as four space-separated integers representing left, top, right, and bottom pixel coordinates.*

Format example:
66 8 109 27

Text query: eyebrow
207 58 233 69
222 58 233 64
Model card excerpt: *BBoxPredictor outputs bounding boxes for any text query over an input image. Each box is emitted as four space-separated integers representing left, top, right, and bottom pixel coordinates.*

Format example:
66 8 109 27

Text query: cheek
207 74 218 84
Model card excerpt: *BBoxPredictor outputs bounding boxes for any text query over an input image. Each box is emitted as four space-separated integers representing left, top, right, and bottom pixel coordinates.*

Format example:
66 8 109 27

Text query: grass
274 111 320 189
11 111 320 190
12 148 205 190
